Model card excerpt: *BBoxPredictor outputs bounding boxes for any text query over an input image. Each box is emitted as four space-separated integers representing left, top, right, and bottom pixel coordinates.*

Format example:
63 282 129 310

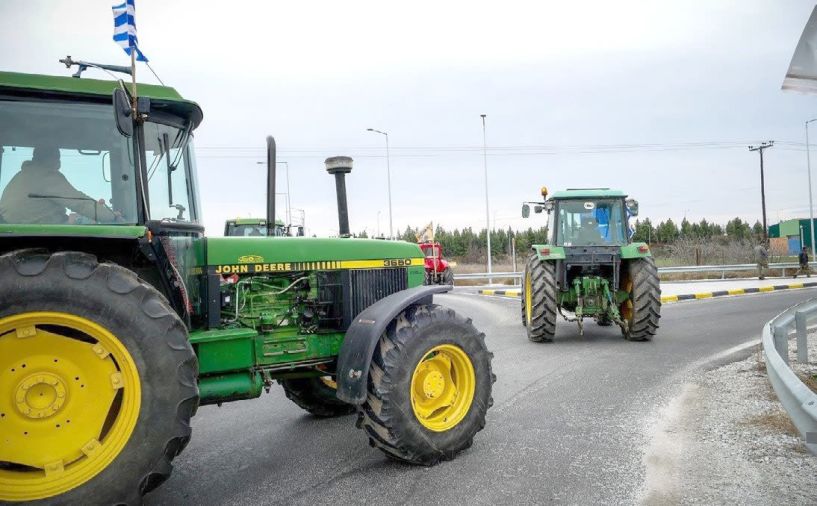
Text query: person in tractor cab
577 215 603 245
0 146 117 224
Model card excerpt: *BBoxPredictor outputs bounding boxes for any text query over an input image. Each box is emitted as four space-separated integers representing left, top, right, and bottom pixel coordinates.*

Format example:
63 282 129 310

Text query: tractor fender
335 285 451 404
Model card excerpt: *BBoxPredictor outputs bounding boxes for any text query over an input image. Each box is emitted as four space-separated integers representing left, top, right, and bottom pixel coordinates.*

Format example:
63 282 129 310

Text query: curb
659 281 817 303
476 281 817 302
477 289 521 297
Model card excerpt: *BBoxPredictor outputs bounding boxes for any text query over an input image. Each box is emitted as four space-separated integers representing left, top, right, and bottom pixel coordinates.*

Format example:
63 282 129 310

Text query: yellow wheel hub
0 312 141 502
525 271 533 325
410 344 476 432
15 372 67 419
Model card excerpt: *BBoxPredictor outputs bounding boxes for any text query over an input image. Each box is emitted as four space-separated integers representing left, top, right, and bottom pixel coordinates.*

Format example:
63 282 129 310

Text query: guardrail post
773 323 790 365
795 310 810 364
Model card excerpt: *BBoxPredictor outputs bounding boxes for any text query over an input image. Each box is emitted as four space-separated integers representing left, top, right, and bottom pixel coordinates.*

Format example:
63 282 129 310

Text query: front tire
0 250 198 504
523 253 558 342
280 377 355 418
357 304 494 465
620 257 661 341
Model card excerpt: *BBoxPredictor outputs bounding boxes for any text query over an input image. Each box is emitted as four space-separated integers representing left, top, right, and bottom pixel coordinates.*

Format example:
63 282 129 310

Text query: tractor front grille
344 268 408 327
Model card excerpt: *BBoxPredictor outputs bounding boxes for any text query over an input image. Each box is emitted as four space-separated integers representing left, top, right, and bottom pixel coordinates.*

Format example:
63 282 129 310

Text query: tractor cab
523 187 639 247
224 218 287 237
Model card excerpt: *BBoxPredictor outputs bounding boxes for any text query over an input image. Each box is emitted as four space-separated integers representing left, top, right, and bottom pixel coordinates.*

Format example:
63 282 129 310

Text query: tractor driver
576 215 603 245
0 146 117 224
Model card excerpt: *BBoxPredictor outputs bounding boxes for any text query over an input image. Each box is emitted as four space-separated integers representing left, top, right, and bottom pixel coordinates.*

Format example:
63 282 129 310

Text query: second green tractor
520 187 661 341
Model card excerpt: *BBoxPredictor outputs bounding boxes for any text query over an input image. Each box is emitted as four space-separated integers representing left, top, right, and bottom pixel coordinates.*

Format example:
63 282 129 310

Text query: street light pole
256 160 291 231
367 128 393 239
279 161 291 227
748 141 774 243
806 120 817 256
481 114 492 283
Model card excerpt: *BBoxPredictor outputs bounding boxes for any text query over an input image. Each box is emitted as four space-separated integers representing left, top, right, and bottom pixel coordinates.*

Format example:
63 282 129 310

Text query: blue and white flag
112 0 148 62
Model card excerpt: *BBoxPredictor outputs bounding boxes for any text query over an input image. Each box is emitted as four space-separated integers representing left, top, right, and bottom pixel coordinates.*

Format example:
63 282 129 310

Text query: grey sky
2 0 816 236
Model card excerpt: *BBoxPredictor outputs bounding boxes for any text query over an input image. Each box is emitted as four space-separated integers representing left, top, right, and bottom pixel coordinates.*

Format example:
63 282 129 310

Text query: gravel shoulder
639 345 817 505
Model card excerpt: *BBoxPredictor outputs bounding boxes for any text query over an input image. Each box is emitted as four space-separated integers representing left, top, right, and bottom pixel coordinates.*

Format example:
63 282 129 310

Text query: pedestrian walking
754 243 769 280
794 246 811 278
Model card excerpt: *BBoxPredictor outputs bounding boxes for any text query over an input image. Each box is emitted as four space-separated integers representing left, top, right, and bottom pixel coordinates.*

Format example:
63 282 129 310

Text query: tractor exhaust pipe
266 136 276 236
325 156 353 237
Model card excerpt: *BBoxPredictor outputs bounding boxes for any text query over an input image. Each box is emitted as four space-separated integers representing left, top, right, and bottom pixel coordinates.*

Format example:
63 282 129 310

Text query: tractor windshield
0 99 138 225
421 245 440 258
555 199 627 246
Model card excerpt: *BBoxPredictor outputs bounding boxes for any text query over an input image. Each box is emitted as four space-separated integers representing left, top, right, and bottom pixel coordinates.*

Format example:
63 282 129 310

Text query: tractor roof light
540 186 548 198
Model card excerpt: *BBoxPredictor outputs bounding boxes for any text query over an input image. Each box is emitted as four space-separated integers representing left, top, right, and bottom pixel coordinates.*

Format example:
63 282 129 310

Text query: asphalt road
146 289 817 506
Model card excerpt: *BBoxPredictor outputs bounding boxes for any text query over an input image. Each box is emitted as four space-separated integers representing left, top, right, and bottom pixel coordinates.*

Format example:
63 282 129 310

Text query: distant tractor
520 187 660 341
0 67 494 504
224 217 301 237
420 241 454 285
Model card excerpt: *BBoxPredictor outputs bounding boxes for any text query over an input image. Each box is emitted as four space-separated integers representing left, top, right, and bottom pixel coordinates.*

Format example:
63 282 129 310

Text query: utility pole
481 114 492 284
806 120 817 255
749 141 774 242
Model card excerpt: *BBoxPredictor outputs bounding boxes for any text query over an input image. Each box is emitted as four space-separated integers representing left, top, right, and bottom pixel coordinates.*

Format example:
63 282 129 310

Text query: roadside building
768 218 817 254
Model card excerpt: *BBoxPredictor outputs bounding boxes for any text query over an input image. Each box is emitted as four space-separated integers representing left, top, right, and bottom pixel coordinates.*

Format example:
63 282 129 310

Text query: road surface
147 289 817 505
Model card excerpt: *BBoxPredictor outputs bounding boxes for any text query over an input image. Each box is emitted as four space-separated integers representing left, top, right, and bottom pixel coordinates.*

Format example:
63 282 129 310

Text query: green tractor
0 66 494 504
520 187 660 341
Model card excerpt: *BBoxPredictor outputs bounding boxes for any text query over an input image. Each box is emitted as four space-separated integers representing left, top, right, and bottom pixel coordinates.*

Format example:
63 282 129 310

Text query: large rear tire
357 304 494 465
523 253 558 342
280 377 355 418
443 268 454 286
0 250 198 504
620 257 661 341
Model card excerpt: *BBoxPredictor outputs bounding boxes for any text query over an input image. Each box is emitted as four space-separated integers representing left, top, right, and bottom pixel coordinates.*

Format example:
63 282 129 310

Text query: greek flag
112 0 148 62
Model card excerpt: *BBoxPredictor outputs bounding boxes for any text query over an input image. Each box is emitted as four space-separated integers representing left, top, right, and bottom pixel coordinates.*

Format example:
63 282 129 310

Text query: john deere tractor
520 187 660 341
0 64 494 504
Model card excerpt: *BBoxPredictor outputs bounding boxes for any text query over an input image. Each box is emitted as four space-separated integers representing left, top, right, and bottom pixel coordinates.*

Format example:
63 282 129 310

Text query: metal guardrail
762 298 817 455
453 262 817 283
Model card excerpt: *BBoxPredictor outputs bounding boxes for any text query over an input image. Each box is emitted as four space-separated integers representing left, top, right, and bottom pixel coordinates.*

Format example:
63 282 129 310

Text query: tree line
631 217 764 243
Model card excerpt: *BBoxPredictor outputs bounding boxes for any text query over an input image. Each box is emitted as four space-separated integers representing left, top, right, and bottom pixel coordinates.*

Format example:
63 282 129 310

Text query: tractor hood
204 237 425 275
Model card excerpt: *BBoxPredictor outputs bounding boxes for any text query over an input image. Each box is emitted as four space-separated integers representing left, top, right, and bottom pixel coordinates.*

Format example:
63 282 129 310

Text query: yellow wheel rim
524 271 533 325
410 344 476 432
0 312 141 502
621 279 634 321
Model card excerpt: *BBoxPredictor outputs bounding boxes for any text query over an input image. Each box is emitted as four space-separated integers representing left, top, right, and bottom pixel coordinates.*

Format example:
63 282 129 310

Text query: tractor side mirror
522 204 530 218
113 88 133 138
534 205 544 214
625 198 639 217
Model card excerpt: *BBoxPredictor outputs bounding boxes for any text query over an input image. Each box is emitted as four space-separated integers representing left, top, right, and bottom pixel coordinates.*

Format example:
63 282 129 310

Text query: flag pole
130 49 137 113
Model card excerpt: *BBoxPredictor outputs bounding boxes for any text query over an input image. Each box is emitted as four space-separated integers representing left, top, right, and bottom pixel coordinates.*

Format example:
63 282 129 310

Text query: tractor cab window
0 100 138 225
227 223 269 236
556 199 626 246
144 121 198 223
423 246 440 258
